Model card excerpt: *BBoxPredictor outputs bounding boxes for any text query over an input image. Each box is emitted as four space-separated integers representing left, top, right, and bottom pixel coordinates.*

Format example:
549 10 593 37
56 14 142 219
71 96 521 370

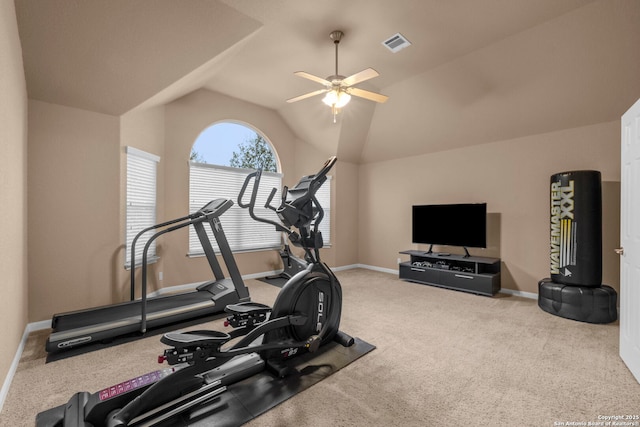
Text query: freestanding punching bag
538 170 617 324
549 170 602 287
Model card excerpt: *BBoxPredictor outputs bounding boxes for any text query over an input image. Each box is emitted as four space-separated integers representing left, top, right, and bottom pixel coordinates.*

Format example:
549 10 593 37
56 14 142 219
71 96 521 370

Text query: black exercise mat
157 337 375 426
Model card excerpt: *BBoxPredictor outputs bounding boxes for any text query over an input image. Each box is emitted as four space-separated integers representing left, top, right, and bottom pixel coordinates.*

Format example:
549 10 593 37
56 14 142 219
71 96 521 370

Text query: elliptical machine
36 156 354 427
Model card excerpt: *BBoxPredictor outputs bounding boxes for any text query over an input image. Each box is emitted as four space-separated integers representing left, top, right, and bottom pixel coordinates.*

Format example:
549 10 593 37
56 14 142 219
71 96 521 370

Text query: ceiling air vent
382 32 411 53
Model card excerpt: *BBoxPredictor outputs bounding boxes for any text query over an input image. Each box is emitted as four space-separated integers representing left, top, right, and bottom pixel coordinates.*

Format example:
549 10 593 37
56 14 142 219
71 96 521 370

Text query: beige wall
25 90 622 323
0 0 28 392
359 120 621 295
24 87 357 323
335 161 360 267
21 88 623 320
28 101 121 321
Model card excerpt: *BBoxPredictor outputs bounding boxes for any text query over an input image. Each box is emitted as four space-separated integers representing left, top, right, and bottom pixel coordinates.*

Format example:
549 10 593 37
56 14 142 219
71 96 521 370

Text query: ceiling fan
287 30 388 122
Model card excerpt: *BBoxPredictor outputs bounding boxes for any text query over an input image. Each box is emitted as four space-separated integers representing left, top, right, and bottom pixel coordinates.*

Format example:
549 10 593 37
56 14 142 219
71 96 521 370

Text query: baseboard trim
332 263 360 272
342 264 398 275
498 288 537 300
0 320 50 412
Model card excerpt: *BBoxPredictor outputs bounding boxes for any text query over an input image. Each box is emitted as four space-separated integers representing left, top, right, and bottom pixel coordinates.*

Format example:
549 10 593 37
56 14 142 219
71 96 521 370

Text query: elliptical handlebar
236 170 259 210
237 169 290 234
264 187 279 212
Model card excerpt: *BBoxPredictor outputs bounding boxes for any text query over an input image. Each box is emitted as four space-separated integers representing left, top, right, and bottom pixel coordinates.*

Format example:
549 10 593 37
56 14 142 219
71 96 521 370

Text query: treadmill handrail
130 198 240 334
129 214 194 300
140 221 193 333
130 199 236 299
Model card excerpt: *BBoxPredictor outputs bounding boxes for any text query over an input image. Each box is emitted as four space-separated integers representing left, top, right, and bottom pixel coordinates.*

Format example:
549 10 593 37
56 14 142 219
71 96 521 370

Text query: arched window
188 122 283 254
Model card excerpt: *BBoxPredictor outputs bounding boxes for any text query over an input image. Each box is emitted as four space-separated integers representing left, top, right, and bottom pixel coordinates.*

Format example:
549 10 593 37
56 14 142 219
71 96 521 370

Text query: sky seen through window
192 122 259 166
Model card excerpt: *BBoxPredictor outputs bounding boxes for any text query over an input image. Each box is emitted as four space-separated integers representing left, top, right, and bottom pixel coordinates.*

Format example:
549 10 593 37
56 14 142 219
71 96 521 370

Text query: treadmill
45 198 250 354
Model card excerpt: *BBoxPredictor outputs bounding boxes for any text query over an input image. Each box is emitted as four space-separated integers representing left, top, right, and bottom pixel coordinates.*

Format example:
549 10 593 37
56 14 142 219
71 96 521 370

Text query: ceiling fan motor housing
329 30 343 43
326 75 346 85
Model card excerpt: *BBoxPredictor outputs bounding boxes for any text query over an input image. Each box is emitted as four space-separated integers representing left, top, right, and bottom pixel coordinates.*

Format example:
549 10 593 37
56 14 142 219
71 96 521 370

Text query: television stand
399 250 501 296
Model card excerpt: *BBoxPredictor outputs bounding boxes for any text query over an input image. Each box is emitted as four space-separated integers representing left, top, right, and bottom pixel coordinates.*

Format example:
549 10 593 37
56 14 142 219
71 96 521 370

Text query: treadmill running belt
51 292 216 331
45 311 227 363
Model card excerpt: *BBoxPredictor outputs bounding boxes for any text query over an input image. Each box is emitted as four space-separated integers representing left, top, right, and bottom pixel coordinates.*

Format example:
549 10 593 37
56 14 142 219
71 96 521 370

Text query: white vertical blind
125 147 160 268
315 176 331 245
188 162 283 254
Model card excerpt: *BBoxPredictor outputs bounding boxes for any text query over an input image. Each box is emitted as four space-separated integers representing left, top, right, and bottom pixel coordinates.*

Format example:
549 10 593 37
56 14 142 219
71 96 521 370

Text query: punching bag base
538 278 617 324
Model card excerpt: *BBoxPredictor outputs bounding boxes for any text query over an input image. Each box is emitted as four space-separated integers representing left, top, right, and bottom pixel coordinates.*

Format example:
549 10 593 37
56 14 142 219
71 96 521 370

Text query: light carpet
1 269 637 426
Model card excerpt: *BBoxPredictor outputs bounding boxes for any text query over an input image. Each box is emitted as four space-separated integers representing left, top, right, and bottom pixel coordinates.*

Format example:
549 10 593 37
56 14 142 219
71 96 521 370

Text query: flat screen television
412 203 487 249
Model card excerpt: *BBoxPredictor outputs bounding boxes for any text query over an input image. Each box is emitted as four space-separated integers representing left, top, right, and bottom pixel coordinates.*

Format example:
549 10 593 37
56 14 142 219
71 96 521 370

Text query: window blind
125 147 160 268
314 176 331 245
189 162 283 254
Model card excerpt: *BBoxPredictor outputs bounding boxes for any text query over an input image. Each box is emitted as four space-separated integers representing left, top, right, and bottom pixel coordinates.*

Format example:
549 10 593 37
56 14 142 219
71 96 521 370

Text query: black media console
399 250 501 296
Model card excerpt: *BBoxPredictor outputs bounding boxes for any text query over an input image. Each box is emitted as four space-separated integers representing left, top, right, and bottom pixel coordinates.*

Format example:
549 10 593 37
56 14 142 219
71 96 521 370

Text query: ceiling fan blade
347 87 389 103
286 88 328 103
294 71 331 86
341 68 379 87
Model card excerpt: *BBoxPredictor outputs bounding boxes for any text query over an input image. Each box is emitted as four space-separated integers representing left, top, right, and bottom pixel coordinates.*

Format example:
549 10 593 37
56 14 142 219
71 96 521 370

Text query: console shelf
399 250 501 296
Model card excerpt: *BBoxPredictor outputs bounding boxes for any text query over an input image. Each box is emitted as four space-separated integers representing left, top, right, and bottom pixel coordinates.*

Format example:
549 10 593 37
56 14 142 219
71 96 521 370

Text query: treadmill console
197 198 233 217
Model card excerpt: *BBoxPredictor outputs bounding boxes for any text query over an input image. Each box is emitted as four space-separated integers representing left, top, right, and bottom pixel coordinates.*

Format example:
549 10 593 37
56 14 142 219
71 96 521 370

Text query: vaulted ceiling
14 0 640 163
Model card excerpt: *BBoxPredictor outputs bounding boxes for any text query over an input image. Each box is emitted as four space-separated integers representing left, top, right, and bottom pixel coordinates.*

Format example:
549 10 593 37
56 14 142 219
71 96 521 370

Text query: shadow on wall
111 244 125 302
602 180 621 294
484 212 501 259
484 212 522 293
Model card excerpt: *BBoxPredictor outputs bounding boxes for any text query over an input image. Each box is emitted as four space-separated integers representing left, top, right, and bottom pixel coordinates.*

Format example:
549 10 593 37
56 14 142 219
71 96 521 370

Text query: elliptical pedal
224 302 271 328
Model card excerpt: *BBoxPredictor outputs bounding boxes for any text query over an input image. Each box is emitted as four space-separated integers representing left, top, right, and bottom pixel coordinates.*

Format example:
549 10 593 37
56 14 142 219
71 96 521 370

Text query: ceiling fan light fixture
322 89 351 108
